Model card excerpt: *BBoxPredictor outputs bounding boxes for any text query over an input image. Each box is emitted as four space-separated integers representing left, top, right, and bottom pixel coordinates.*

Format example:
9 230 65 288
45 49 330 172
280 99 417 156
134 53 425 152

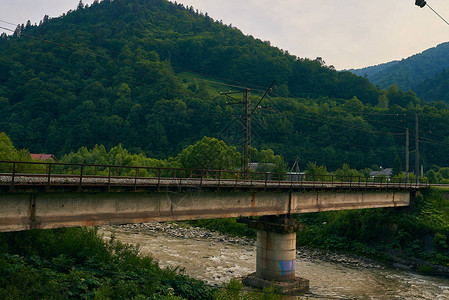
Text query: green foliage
175 137 240 171
425 167 449 184
416 68 449 102
305 161 328 176
59 143 168 176
0 132 40 173
351 41 449 99
418 264 433 274
433 232 448 251
377 94 389 108
0 132 20 161
305 162 329 180
343 97 364 112
392 156 402 177
391 172 416 183
0 227 214 300
416 188 449 232
427 169 440 184
214 279 282 300
251 148 287 174
0 132 31 162
333 163 363 181
295 188 449 266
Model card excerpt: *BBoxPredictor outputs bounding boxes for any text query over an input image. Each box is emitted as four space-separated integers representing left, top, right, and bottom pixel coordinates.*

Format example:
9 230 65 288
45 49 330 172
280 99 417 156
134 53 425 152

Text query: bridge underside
0 189 411 232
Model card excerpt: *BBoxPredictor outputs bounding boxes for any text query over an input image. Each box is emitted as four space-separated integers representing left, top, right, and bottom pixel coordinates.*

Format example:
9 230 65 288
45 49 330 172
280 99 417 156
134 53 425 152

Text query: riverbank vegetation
0 227 215 299
296 188 449 260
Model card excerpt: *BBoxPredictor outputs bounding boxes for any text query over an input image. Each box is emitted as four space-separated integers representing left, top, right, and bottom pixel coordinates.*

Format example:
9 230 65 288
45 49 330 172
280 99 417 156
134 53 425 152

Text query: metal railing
0 160 429 191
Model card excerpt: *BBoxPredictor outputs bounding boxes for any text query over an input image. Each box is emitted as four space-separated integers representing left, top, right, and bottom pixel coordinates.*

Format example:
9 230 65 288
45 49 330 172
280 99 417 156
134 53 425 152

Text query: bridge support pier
240 216 309 295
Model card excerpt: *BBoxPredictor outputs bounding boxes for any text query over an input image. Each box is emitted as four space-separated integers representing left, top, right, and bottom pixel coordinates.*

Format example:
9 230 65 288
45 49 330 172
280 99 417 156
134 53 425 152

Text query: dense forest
350 42 449 101
348 60 399 81
414 68 449 102
1 0 449 173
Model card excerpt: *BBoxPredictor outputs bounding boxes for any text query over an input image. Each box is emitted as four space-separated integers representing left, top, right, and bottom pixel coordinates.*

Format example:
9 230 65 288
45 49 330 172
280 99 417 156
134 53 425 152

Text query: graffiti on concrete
279 259 295 276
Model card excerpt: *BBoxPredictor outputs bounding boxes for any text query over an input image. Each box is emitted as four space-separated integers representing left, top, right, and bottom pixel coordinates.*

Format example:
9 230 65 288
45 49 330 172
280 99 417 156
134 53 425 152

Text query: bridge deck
0 173 427 193
0 161 429 232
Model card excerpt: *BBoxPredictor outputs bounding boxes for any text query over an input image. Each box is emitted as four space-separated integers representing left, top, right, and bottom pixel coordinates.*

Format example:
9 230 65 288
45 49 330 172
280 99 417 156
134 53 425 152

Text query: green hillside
1 0 449 171
414 68 449 102
349 42 449 99
348 60 399 79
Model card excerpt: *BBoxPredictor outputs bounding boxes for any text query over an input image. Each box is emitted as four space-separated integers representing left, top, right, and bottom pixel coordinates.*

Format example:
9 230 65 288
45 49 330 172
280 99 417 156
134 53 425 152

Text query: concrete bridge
0 160 429 294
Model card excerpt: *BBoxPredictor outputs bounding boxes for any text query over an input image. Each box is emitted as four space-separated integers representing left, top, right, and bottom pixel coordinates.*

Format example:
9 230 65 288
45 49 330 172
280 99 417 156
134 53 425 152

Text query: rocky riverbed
101 222 384 269
98 222 449 299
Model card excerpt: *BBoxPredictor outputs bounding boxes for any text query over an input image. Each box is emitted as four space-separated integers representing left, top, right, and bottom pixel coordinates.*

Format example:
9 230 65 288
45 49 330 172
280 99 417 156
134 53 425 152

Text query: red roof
31 154 57 161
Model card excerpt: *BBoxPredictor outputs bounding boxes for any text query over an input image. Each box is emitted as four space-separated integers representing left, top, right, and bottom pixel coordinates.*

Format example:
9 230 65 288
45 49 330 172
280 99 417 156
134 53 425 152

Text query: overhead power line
414 0 449 27
0 19 17 27
427 3 449 27
0 25 110 60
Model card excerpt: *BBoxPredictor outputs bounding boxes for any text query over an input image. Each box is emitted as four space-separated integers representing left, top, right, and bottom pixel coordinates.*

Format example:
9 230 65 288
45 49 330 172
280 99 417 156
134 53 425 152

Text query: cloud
175 0 449 69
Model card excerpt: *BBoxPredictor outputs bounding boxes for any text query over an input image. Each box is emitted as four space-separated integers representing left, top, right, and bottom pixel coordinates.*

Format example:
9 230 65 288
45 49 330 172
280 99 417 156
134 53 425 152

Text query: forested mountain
1 0 449 172
348 60 399 79
349 42 449 99
414 68 449 102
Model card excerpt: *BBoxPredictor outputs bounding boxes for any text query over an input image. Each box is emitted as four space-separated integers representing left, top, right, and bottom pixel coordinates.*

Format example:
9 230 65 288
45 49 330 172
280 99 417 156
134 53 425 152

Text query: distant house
30 154 57 161
249 162 275 171
369 168 392 178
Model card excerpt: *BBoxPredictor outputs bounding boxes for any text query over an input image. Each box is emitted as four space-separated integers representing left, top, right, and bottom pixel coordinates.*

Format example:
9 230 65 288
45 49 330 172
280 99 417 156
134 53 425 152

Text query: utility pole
406 128 409 183
243 88 251 175
221 89 252 176
290 156 300 173
221 81 276 177
415 114 419 184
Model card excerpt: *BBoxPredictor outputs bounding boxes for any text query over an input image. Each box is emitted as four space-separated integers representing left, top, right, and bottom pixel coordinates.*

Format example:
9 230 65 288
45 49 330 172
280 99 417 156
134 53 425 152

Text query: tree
439 167 449 179
276 84 289 97
392 156 402 177
426 169 441 184
334 163 362 182
377 94 389 108
252 148 287 174
0 132 32 172
305 162 328 180
25 20 32 31
0 132 20 161
175 137 240 171
343 97 364 112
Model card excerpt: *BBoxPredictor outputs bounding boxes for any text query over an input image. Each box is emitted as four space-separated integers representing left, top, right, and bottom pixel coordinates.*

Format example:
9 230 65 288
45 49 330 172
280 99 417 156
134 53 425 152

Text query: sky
1 0 449 70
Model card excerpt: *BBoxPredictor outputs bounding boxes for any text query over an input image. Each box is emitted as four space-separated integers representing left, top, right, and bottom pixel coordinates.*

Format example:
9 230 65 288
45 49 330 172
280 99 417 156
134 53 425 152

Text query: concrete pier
241 216 309 295
256 230 296 281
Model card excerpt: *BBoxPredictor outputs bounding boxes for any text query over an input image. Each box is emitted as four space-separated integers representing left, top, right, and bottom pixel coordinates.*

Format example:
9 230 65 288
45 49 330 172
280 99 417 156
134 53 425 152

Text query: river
98 223 449 299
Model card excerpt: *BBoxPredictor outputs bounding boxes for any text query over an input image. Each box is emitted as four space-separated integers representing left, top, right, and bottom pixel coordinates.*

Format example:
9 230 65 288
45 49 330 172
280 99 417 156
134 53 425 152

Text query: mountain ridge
349 42 449 100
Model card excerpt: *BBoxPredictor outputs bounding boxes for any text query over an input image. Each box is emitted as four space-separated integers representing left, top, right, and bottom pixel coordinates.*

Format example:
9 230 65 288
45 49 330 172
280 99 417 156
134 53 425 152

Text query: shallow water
98 226 449 299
